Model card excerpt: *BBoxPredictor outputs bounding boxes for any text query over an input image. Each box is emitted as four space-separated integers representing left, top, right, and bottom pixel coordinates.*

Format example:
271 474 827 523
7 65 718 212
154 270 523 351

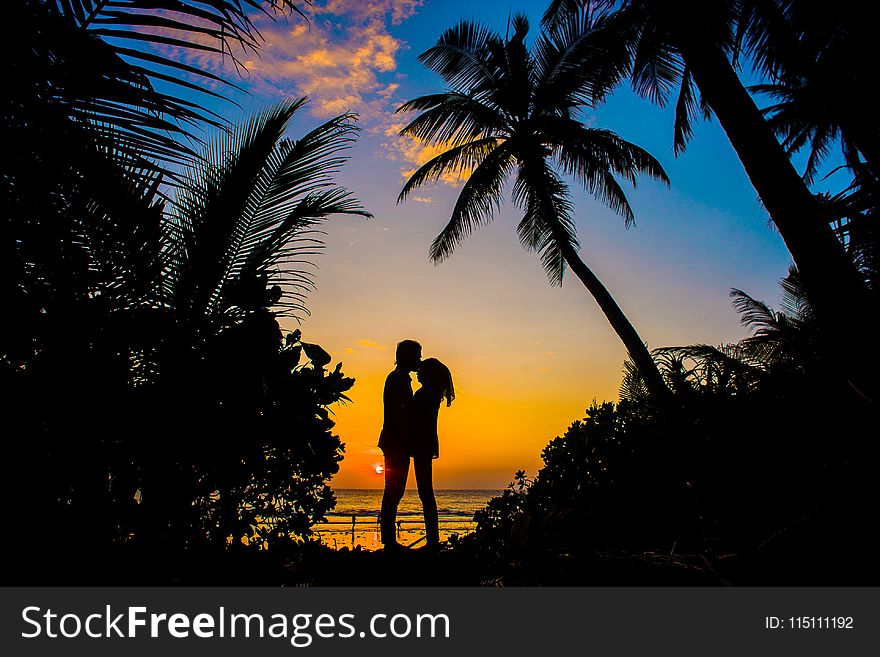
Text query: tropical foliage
3 0 879 586
4 0 367 580
396 13 673 404
464 269 874 585
5 100 364 570
745 1 880 181
543 0 879 401
14 1 307 169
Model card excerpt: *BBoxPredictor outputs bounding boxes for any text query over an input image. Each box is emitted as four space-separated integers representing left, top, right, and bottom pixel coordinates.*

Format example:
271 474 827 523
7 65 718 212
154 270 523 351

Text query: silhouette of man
378 339 421 550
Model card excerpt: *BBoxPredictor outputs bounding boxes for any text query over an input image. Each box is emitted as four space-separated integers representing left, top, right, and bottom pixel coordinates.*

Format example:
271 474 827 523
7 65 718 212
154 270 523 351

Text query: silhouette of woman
410 358 454 550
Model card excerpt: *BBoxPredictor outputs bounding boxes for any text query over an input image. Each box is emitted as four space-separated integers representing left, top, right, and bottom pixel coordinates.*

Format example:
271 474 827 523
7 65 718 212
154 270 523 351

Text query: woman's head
417 358 455 406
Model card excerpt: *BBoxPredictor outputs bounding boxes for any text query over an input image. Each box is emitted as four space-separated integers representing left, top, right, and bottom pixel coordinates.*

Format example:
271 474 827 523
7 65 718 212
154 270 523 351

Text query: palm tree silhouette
2 97 366 556
544 0 876 400
3 1 312 360
122 99 369 545
620 267 822 403
164 98 371 324
743 1 880 181
396 14 673 404
17 1 308 173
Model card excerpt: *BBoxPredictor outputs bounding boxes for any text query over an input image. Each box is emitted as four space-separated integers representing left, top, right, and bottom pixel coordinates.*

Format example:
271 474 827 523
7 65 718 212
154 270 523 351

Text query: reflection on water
315 489 499 550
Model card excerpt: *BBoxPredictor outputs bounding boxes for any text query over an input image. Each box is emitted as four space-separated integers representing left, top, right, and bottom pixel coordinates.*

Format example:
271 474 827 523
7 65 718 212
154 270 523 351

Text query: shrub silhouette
464 270 876 585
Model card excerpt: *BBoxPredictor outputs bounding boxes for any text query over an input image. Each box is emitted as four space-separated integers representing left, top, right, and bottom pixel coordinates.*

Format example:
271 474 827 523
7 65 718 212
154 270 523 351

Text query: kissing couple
378 339 454 553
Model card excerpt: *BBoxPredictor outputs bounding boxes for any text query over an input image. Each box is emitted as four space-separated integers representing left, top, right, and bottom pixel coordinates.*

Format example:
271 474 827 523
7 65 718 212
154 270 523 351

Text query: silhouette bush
3 13 366 575
138 320 354 552
3 315 353 565
464 270 876 585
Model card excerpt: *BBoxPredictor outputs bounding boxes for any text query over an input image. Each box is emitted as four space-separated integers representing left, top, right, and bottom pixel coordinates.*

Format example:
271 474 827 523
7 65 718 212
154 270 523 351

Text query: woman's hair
418 358 455 406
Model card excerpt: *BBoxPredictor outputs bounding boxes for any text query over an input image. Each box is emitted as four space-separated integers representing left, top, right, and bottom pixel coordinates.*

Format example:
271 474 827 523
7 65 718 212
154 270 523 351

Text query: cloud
320 0 423 25
382 120 471 187
152 1 466 191
245 2 467 188
147 2 421 121
411 195 434 204
212 1 426 125
355 338 387 350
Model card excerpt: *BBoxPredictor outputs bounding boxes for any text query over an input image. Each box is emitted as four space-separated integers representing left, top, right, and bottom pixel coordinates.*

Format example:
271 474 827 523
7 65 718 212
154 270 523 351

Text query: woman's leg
380 451 409 547
413 456 439 546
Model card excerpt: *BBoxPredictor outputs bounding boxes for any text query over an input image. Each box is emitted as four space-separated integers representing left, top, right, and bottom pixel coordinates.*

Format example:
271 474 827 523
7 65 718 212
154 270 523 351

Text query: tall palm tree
544 0 877 401
396 15 673 404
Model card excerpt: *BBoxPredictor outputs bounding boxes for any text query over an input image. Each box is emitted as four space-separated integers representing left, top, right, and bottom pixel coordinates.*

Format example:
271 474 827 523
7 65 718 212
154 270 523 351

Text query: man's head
395 339 422 372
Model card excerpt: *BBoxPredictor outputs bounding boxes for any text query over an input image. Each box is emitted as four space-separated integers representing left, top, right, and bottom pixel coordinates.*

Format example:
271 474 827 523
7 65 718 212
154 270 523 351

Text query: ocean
314 489 500 550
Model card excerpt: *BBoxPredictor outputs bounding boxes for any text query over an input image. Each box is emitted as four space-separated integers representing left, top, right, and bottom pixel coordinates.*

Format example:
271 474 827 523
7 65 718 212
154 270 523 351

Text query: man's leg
414 456 439 546
380 452 409 546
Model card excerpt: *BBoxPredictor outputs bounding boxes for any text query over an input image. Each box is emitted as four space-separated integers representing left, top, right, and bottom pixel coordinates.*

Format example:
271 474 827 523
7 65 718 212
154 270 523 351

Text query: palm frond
729 280 813 372
549 121 669 225
753 80 842 184
673 66 700 155
534 2 627 108
513 159 578 286
542 0 617 30
419 20 504 95
429 142 516 263
166 99 367 320
778 266 812 322
36 2 309 172
619 356 651 403
396 93 505 147
730 287 779 334
168 100 303 314
57 1 308 54
630 22 684 106
398 138 502 202
235 188 368 316
542 0 586 30
76 135 169 306
219 110 368 306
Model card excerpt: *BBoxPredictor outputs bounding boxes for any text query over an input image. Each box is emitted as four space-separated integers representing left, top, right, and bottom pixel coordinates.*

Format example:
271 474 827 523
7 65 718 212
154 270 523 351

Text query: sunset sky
179 0 842 488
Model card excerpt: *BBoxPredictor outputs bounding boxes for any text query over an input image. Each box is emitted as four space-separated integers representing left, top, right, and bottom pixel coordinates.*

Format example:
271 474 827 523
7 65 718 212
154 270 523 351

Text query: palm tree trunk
678 36 877 401
553 231 675 407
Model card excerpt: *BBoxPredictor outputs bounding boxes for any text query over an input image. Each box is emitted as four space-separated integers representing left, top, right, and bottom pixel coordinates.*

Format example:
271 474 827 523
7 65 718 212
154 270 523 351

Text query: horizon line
332 487 503 491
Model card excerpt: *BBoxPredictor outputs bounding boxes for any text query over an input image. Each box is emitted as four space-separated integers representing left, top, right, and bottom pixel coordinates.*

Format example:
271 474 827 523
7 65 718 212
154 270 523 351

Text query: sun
374 464 384 475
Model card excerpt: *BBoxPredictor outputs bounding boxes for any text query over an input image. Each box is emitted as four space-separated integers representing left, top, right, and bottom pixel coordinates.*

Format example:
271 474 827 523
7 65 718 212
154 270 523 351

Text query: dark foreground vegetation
460 272 878 585
54 270 876 586
3 1 878 585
